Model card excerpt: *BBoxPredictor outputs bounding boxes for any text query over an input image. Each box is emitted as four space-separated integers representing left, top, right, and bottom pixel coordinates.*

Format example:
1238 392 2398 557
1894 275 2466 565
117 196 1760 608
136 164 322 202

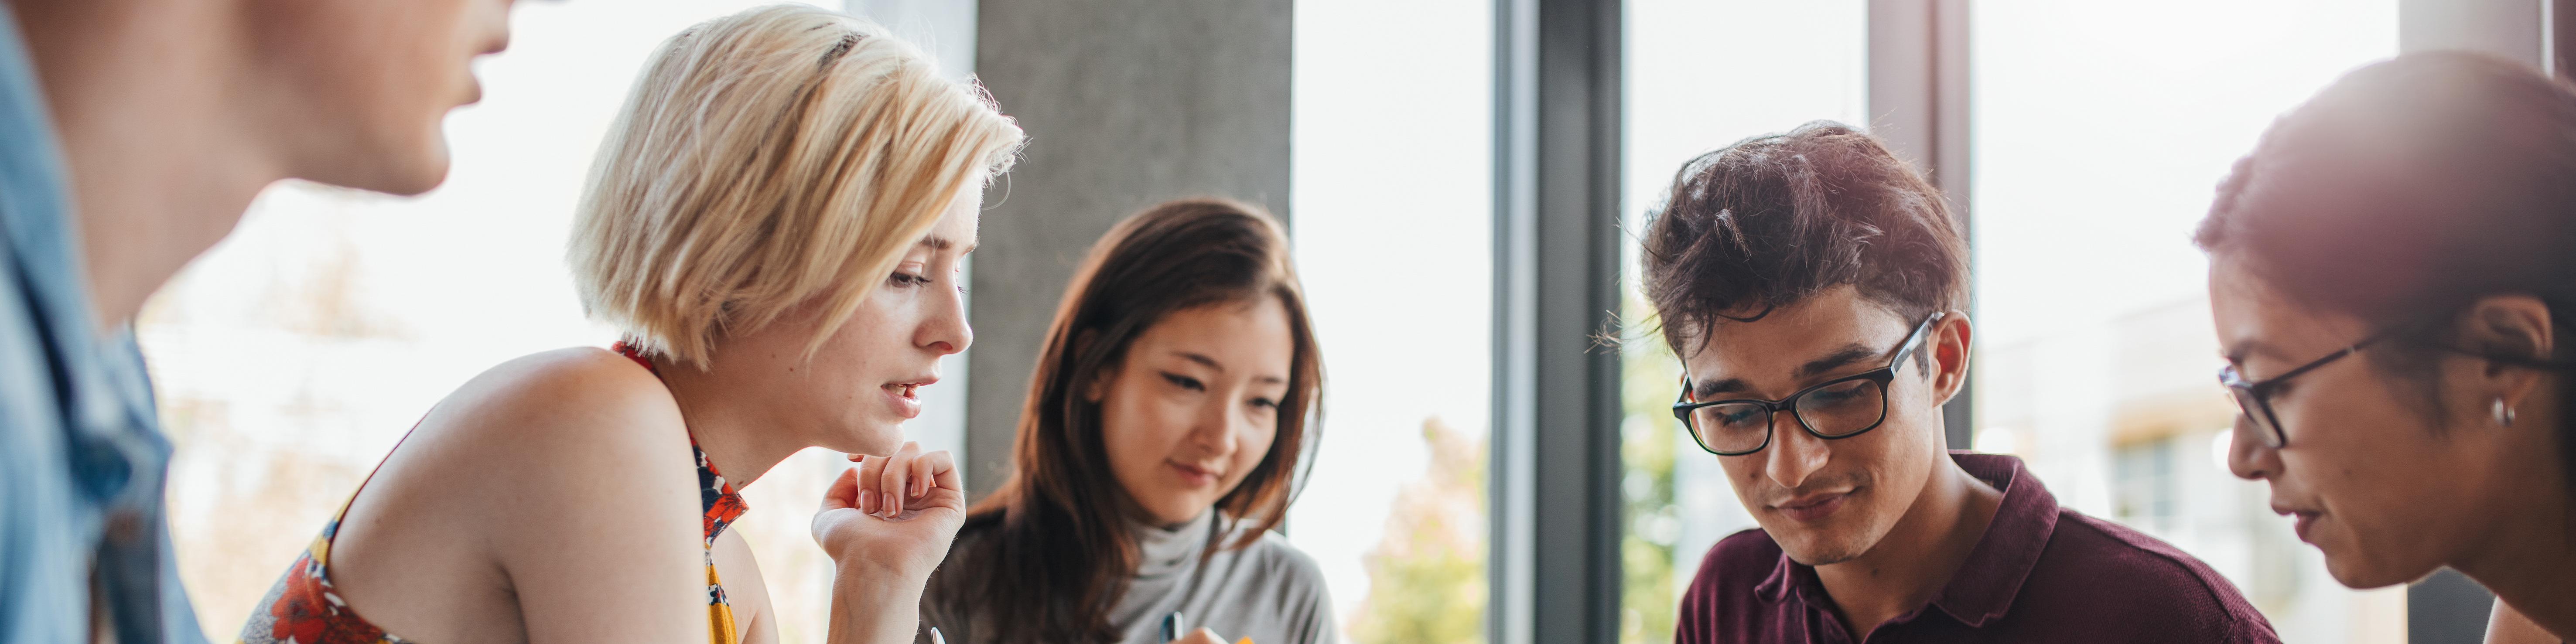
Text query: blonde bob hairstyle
570 5 1023 368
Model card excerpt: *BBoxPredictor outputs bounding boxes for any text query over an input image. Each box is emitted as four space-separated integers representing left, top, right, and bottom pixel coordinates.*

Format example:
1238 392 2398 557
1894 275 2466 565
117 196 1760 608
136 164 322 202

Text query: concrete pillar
1866 0 1974 450
964 0 1293 498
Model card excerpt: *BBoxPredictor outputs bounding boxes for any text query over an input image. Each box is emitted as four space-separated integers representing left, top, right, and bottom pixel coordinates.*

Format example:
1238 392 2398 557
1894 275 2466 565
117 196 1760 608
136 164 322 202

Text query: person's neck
11 0 284 332
2452 487 2576 638
1813 454 2004 640
649 354 809 491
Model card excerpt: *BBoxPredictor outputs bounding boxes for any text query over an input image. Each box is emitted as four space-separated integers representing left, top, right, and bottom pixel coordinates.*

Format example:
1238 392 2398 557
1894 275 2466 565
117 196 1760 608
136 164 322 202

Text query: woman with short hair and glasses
2203 51 2576 641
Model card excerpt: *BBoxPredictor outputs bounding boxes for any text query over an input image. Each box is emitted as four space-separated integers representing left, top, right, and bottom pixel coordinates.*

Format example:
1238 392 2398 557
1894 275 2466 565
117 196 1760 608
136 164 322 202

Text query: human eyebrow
2221 338 2266 365
1691 344 1879 401
917 235 954 251
1695 377 1751 399
1172 351 1225 372
1794 344 1879 379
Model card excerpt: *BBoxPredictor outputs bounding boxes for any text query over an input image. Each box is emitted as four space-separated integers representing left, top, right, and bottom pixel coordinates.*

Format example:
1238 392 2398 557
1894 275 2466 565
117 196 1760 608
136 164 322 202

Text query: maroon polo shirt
1675 452 2280 644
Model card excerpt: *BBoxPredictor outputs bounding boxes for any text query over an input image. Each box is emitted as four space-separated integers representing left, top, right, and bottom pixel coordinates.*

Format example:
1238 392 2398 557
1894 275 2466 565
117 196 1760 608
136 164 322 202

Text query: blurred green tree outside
1346 287 1685 644
1348 417 1487 644
1619 287 1683 644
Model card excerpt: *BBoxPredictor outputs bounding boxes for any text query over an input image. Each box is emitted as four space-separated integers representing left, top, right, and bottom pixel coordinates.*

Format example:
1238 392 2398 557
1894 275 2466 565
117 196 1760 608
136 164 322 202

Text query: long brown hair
934 198 1323 644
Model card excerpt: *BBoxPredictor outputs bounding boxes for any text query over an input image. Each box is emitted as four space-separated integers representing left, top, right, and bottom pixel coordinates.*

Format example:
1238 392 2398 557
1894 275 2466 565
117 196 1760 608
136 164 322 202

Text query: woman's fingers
923 449 960 495
878 442 921 517
908 448 935 498
854 451 890 515
837 445 962 519
820 466 861 512
1173 627 1227 644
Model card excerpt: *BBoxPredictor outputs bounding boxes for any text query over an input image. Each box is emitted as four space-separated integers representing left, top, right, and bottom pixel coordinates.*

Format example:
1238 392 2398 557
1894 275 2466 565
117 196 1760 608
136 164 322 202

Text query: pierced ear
2455 296 2557 422
2460 294 2556 377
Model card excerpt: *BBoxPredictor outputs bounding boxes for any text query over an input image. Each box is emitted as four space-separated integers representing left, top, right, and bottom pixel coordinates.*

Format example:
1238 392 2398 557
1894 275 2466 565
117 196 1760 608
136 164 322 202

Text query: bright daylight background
151 1 2418 642
1288 1 1494 643
1614 1 2409 644
155 0 1496 641
152 3 947 641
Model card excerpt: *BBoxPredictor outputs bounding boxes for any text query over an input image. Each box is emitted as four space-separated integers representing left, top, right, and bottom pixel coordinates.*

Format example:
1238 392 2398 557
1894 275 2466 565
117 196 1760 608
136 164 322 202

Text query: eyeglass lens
1688 379 1888 453
2225 386 2286 448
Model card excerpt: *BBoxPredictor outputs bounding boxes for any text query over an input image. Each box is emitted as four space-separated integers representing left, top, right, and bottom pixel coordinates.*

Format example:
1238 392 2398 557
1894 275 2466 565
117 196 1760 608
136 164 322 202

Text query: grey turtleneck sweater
918 511 1339 644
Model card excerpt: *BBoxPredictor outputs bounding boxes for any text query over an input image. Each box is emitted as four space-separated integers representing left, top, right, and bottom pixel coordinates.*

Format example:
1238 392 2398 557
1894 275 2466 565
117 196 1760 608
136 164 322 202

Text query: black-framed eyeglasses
2219 323 2419 449
1671 312 1945 456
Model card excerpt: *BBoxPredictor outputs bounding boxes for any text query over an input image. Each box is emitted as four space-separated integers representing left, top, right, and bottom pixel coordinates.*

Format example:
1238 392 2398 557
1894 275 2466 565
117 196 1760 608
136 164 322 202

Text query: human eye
1803 380 1871 408
1160 371 1206 392
1808 387 1853 405
888 270 932 288
1713 405 1766 429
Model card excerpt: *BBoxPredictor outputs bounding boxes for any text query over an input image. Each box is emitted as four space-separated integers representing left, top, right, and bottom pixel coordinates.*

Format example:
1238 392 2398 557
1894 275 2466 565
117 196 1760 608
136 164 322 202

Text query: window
2111 436 2178 535
1970 0 2408 640
1290 1 1495 641
1619 2 1868 642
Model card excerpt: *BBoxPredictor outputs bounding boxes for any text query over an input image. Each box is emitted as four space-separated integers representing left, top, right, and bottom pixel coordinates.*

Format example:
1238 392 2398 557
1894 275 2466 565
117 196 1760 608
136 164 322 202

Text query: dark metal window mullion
1491 0 1623 643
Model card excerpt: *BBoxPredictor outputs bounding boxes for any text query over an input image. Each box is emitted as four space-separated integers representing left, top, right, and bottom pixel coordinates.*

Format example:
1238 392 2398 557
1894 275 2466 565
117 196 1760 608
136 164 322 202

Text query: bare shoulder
411 346 701 541
434 348 711 639
432 347 687 447
328 348 705 641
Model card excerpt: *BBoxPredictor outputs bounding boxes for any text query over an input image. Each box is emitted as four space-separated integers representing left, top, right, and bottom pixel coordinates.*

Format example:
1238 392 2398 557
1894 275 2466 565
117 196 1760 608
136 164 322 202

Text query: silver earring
2491 398 2517 427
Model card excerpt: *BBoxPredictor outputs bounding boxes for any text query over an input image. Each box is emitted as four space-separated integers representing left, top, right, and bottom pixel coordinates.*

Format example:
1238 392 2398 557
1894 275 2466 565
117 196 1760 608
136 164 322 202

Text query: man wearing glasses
1643 122 2278 643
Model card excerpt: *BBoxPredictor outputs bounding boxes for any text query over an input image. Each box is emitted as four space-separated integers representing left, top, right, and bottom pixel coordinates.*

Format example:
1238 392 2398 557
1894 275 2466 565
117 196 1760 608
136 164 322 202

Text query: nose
919 281 972 355
2224 417 2276 480
1761 413 1831 490
1192 397 1242 458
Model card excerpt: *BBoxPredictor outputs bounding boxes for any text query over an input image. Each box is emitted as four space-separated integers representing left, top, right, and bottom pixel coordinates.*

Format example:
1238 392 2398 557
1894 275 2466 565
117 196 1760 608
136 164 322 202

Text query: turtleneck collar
1134 511 1218 580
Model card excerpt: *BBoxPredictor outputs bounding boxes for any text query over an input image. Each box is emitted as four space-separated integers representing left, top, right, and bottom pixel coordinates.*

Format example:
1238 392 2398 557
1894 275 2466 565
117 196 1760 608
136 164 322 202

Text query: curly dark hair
1640 121 1967 356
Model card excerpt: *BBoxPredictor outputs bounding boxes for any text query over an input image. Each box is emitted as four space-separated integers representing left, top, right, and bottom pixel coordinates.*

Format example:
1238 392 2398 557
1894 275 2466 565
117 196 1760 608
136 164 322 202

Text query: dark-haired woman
2200 51 2576 641
886 199 1335 644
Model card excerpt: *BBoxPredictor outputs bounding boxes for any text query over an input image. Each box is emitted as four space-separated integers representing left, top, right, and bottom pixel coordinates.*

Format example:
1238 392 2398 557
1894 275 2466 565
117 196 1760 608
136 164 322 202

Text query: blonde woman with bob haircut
239 6 1022 644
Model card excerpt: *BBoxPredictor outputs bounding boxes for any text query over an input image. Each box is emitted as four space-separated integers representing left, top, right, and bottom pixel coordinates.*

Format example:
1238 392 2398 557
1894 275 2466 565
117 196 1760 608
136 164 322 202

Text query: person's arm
712 529 780 644
816 442 968 644
474 359 711 644
2489 601 2563 644
1287 549 1341 644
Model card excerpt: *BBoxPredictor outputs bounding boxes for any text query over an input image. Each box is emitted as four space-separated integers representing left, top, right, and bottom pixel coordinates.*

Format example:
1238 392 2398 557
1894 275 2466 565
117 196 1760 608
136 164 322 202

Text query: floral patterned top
238 344 750 644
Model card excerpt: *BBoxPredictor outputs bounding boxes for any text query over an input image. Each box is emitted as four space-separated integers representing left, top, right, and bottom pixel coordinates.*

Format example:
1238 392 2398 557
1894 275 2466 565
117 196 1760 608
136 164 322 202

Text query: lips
1773 491 1854 523
1167 460 1222 487
881 376 937 419
2273 504 2323 542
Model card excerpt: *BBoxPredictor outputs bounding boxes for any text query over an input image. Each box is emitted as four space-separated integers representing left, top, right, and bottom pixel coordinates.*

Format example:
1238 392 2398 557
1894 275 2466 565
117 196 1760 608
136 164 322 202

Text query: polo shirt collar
1927 452 2057 627
1749 452 2059 629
